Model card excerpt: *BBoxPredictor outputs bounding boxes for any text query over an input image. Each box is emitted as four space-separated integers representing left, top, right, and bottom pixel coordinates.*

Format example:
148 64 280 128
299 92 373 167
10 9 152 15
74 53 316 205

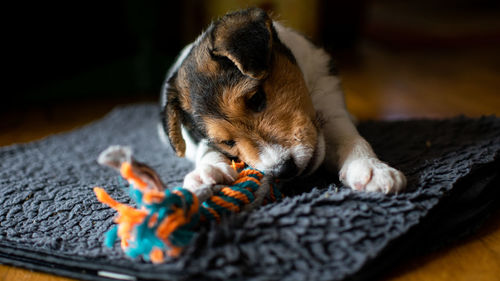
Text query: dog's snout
273 158 298 179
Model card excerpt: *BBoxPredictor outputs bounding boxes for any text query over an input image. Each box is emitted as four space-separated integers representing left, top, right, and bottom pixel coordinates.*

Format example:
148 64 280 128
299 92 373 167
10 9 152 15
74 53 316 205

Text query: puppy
159 8 406 195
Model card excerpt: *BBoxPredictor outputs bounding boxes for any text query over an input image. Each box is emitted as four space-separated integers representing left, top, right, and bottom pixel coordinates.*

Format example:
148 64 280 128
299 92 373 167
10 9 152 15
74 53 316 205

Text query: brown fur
165 99 186 157
176 79 192 113
203 48 318 168
195 40 220 75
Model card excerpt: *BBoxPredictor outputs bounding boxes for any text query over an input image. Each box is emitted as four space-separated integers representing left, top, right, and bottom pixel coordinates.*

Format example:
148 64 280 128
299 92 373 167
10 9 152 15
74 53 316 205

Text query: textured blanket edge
350 161 500 281
1 164 499 281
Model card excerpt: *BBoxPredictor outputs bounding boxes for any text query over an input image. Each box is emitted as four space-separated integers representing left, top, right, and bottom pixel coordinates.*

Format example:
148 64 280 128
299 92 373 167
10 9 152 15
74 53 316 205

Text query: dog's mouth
251 131 325 180
299 131 326 177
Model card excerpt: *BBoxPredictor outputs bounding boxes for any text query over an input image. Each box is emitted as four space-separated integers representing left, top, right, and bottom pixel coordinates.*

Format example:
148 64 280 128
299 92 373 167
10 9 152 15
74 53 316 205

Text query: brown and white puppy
159 8 406 195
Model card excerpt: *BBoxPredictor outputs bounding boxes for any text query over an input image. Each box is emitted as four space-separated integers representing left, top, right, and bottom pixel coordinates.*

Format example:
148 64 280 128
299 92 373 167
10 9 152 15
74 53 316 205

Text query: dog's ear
160 80 186 157
210 8 273 80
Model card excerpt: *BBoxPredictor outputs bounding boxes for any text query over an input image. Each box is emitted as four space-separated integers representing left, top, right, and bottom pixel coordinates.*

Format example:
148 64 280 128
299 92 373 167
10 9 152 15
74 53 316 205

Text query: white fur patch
255 134 324 177
339 158 407 194
255 144 289 173
181 126 199 162
184 162 236 190
182 137 238 200
183 162 237 203
291 144 313 171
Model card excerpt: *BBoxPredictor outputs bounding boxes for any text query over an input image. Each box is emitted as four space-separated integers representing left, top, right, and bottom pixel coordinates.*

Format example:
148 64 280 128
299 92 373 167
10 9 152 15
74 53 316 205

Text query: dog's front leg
313 76 406 193
323 112 406 193
183 139 237 200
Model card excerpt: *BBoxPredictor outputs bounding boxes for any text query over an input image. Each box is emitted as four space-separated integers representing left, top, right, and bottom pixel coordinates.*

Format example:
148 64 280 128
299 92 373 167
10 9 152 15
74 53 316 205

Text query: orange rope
167 246 183 257
94 187 120 209
220 187 250 204
238 169 263 178
210 196 240 212
233 176 260 185
143 190 165 204
156 208 187 241
231 160 246 171
150 247 164 264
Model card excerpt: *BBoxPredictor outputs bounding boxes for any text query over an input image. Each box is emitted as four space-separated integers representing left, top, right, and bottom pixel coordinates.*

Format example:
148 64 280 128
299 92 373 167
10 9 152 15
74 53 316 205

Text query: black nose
274 158 298 179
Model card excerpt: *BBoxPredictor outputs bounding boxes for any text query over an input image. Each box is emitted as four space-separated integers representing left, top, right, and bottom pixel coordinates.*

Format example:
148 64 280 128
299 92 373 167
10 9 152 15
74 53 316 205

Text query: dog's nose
274 158 298 179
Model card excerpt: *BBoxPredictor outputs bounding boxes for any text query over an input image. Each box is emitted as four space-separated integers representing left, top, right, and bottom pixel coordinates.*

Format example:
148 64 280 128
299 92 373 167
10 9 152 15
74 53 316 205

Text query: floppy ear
210 8 273 80
160 80 186 157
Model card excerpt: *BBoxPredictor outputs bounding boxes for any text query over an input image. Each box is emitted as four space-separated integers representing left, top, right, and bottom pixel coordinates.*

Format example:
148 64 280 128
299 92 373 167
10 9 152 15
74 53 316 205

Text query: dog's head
162 8 325 179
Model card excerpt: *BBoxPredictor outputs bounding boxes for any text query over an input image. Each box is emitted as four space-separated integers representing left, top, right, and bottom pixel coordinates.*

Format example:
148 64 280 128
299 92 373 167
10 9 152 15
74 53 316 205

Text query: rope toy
93 146 283 263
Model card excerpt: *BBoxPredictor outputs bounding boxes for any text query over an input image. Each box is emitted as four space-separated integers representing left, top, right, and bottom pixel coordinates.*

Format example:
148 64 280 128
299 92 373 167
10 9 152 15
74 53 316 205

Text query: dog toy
93 146 282 263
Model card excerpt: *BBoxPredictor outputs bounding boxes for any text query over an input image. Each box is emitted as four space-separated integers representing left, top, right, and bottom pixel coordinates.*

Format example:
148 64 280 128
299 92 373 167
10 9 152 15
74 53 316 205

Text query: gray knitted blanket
1 104 499 281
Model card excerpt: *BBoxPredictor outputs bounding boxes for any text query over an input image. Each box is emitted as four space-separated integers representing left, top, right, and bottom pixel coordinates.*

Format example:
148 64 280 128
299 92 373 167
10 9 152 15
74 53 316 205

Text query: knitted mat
0 104 499 281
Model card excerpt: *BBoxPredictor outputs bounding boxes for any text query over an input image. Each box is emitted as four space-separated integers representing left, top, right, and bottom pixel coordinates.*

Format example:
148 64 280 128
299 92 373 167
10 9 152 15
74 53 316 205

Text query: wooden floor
1 43 499 281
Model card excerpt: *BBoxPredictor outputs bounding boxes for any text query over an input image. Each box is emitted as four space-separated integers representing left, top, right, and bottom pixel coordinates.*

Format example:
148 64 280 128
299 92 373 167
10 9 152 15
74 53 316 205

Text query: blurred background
2 0 500 137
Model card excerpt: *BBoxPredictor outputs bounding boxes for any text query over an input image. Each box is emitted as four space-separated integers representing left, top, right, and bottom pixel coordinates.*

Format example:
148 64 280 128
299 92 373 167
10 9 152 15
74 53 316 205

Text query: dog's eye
221 140 236 147
246 88 266 112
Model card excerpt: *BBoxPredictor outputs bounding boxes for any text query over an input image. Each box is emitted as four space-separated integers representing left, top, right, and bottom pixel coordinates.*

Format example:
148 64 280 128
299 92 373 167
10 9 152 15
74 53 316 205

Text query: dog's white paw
339 158 406 194
183 162 237 191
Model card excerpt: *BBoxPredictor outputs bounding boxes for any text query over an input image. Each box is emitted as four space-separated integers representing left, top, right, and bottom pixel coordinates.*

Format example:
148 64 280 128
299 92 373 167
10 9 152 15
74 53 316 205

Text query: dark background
3 0 500 109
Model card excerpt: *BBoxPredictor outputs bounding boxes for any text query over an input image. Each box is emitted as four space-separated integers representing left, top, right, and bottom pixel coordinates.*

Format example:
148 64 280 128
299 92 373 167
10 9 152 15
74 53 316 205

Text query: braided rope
94 161 283 263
